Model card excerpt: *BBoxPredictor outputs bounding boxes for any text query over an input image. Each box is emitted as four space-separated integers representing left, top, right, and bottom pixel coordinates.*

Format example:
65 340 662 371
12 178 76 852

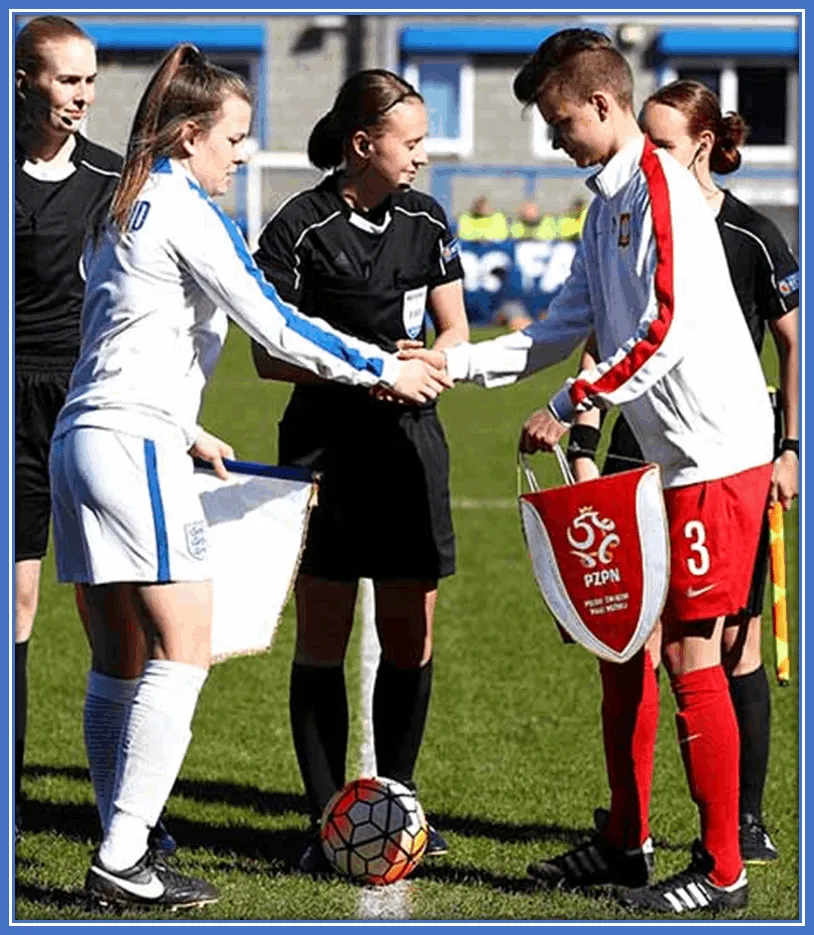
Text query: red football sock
672 664 742 886
599 649 659 849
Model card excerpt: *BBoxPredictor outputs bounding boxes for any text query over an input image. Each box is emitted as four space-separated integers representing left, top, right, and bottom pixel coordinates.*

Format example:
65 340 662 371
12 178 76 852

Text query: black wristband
778 438 799 457
567 424 602 463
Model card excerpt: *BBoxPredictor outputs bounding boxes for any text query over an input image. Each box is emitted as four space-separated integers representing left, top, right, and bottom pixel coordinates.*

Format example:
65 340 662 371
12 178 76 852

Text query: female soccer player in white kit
48 42 448 910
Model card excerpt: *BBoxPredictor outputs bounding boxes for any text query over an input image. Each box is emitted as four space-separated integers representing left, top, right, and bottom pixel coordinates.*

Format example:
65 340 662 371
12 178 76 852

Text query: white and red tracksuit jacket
445 135 773 488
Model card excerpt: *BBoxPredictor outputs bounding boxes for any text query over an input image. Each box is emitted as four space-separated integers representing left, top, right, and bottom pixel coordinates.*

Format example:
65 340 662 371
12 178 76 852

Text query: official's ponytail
307 110 345 170
647 79 750 176
306 69 422 170
710 112 749 175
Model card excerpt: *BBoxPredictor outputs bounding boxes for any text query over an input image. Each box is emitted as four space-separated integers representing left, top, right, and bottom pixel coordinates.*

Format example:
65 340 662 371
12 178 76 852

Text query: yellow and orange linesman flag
768 501 790 686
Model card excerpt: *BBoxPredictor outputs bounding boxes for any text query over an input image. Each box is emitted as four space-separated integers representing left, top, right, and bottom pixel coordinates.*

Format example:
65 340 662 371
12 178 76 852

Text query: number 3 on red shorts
684 520 711 576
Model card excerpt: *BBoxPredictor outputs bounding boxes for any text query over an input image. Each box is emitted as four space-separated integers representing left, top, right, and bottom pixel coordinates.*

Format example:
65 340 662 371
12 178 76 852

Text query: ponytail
307 110 345 170
647 79 750 177
306 69 422 171
110 43 250 232
710 112 749 175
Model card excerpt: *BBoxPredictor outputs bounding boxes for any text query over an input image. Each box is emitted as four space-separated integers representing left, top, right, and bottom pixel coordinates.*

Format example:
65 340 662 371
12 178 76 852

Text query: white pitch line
451 497 516 510
357 578 411 921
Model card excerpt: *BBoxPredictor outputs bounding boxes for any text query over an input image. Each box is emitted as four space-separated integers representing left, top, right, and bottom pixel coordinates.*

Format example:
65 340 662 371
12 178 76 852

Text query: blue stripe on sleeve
185 179 385 379
144 439 170 583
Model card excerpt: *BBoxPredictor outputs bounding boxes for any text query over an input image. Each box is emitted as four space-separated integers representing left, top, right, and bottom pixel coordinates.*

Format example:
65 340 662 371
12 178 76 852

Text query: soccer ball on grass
320 776 429 885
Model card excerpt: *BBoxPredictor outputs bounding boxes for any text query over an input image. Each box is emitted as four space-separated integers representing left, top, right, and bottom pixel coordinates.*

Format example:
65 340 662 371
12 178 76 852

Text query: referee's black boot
297 824 333 876
148 816 177 859
739 814 778 864
425 825 449 858
400 780 448 858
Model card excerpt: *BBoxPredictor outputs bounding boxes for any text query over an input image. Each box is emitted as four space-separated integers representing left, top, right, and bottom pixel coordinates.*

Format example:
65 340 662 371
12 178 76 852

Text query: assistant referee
570 79 799 865
14 16 122 840
252 69 469 874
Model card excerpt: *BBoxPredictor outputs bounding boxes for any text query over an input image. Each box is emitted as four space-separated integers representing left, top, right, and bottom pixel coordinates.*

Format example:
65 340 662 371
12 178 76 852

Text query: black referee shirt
254 172 463 353
15 133 121 362
717 190 799 353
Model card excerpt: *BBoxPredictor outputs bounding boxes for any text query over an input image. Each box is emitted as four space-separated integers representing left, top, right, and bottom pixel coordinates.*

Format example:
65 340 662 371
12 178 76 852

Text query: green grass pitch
15 327 799 921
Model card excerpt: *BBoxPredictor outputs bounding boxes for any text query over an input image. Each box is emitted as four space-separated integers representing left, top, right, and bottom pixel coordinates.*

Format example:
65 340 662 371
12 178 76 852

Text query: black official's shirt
716 190 799 353
254 172 463 354
15 133 122 362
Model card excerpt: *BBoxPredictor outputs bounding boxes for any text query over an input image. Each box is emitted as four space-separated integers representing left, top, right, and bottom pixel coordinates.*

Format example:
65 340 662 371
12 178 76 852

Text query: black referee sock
373 657 433 785
15 640 29 827
289 663 348 824
728 665 771 821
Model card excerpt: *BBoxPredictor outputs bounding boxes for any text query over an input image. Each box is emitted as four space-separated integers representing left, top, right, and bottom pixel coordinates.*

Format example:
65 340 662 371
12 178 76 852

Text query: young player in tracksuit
49 43 449 911
570 79 799 866
402 29 773 913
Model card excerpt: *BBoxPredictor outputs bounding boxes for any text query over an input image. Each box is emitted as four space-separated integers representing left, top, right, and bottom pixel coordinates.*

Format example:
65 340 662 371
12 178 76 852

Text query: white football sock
84 671 139 834
99 659 207 872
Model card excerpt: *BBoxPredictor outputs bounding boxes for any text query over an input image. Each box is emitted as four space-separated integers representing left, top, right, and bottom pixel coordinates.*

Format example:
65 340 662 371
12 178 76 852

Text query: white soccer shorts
49 426 211 584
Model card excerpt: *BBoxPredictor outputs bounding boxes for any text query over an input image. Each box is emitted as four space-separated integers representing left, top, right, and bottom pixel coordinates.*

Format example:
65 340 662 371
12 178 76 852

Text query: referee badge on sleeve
778 270 799 296
403 285 428 339
441 237 461 263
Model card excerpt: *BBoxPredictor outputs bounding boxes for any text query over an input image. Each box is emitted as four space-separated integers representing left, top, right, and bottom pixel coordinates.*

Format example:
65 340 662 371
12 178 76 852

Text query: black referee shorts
601 413 644 477
279 388 455 582
604 413 769 619
15 363 72 562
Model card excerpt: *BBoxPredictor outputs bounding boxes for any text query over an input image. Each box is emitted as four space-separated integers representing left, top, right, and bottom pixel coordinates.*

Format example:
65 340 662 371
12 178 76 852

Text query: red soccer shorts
661 462 773 624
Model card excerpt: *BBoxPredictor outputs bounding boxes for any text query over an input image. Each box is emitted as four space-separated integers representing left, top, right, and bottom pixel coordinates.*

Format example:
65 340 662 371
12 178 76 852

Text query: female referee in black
252 69 468 873
571 79 799 864
14 16 177 855
15 15 120 839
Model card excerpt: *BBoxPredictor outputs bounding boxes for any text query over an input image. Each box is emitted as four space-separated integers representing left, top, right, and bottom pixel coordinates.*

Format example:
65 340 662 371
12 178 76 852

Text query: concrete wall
33 13 797 247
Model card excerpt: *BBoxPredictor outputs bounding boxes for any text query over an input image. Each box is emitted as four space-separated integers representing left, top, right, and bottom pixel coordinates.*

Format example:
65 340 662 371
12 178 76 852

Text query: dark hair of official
307 69 423 170
15 15 91 130
110 42 251 231
15 15 89 78
648 79 749 175
513 27 633 112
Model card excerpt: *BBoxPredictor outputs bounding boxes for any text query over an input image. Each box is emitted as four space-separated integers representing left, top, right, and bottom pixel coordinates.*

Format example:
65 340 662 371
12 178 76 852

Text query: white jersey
445 136 773 488
54 157 402 449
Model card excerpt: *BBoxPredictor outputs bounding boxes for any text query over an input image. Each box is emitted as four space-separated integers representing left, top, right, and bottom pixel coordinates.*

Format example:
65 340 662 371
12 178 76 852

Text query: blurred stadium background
15 12 800 325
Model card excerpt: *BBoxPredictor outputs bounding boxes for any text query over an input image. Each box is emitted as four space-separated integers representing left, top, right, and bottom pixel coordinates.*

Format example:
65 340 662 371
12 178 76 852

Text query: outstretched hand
519 407 569 454
398 346 447 372
370 340 427 403
190 430 234 481
389 358 452 405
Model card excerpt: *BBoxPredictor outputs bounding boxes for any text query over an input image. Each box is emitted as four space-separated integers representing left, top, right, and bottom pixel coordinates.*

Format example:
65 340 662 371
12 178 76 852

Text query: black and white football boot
527 812 654 889
739 814 779 864
85 850 219 911
619 840 748 914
